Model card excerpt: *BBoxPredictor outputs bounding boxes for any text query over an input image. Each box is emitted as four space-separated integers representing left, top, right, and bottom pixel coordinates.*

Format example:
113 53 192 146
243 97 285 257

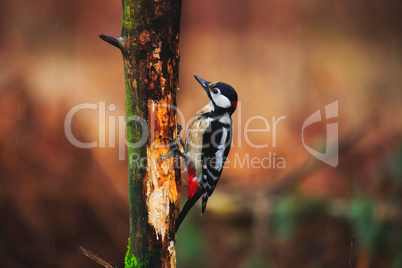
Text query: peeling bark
100 0 182 267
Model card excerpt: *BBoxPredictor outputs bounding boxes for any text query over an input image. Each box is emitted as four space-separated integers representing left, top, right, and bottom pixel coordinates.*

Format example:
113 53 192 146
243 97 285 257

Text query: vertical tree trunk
101 0 182 267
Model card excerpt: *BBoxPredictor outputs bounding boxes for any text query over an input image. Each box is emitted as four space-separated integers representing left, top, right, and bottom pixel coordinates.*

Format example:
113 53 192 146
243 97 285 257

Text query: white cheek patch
212 94 231 108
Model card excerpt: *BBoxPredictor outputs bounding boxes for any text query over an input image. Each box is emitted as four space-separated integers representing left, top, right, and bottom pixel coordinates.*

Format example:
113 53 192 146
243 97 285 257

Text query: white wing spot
215 128 228 170
206 168 218 180
219 114 231 125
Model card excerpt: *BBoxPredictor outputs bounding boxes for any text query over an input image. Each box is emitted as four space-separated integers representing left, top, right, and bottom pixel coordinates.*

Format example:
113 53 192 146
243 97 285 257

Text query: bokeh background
1 0 402 267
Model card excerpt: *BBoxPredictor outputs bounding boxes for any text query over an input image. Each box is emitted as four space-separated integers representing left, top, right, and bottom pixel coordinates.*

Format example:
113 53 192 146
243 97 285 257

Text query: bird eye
212 88 219 94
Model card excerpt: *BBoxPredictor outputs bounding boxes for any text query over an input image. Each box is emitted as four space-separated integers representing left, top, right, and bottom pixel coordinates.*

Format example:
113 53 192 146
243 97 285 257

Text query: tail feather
175 191 202 232
201 193 209 216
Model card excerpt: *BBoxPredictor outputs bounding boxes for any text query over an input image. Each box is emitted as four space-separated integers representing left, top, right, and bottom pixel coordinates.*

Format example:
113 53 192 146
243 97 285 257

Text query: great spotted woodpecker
164 75 238 232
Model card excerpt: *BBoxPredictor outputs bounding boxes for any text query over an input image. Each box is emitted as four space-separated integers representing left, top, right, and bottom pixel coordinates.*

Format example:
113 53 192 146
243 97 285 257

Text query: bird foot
159 123 186 160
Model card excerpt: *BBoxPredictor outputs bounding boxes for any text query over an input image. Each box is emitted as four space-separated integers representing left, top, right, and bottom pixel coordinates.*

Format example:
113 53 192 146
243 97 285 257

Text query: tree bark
101 0 182 267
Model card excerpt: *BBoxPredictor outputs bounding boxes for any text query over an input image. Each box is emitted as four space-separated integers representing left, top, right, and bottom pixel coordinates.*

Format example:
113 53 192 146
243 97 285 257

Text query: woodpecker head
194 75 238 115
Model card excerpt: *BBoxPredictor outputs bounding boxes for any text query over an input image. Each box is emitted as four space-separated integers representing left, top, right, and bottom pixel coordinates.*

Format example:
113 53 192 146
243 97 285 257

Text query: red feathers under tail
175 162 201 232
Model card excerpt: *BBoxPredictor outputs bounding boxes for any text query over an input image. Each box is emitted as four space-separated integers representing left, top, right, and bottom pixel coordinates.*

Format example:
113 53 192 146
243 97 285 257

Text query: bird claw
177 123 183 134
160 150 174 160
159 123 185 161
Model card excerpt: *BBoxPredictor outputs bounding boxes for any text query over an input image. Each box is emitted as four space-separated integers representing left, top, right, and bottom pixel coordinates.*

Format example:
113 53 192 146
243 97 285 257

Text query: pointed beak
194 75 211 93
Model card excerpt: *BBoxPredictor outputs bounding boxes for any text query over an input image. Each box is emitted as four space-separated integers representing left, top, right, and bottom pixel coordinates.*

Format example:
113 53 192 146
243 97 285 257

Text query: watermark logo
64 100 339 168
301 101 338 167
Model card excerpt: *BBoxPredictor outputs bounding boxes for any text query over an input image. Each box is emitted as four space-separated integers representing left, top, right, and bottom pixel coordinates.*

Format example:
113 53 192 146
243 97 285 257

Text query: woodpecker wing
200 117 232 214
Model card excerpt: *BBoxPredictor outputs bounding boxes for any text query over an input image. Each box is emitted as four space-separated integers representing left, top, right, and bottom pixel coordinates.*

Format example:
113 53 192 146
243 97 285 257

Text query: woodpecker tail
175 191 202 232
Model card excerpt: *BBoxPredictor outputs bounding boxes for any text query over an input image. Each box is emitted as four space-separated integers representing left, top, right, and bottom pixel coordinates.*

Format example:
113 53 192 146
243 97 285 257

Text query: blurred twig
349 236 355 267
78 246 118 268
266 120 375 196
250 121 376 266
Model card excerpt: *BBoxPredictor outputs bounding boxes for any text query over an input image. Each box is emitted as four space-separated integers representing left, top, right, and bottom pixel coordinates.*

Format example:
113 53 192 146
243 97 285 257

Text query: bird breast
184 105 214 179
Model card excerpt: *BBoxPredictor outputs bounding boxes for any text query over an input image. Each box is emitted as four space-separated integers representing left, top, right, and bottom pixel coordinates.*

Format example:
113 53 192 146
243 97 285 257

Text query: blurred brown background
1 0 402 267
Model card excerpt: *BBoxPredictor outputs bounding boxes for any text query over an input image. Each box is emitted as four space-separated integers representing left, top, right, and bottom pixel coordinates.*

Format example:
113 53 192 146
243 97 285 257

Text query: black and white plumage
174 75 238 232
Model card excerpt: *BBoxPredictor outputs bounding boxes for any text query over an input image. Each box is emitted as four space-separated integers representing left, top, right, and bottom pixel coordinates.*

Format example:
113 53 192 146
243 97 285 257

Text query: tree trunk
101 0 182 267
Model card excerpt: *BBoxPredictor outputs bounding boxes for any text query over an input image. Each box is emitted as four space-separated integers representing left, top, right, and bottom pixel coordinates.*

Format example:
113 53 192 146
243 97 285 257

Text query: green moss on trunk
119 0 182 267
